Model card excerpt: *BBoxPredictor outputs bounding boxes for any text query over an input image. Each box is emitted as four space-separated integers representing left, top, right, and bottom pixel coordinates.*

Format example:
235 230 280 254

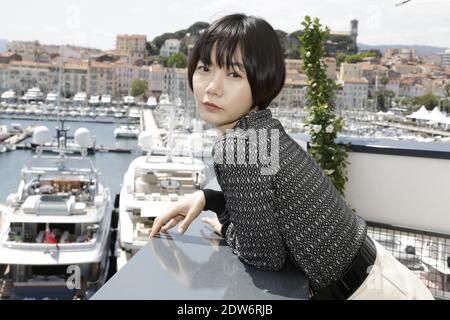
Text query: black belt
311 235 377 300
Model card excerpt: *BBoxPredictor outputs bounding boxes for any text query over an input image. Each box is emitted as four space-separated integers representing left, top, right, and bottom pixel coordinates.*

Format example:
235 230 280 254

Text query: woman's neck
216 106 259 136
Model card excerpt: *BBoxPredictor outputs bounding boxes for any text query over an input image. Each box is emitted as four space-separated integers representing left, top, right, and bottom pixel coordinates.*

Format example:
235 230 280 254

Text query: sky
1 0 449 50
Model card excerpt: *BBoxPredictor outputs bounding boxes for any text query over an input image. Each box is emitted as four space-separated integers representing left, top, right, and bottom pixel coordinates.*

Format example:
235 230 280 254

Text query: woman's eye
197 65 209 72
228 72 241 78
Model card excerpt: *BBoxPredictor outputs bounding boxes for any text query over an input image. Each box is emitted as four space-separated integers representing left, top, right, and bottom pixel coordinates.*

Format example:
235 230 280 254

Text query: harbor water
0 119 141 201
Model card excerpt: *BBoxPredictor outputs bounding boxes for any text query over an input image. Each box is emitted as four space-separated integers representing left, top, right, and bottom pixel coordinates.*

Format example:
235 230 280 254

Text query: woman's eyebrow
230 62 245 72
198 60 245 72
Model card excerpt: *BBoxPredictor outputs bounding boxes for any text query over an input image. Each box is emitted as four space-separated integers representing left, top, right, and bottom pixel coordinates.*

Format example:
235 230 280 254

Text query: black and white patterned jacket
203 108 367 293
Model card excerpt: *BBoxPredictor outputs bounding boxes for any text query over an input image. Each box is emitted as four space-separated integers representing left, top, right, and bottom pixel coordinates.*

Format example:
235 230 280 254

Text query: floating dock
4 126 36 145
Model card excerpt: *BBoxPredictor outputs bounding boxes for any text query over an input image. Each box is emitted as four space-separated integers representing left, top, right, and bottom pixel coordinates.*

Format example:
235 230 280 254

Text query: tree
145 42 159 56
187 22 209 35
174 29 188 39
344 54 363 64
336 51 380 68
444 83 450 113
336 53 348 67
444 83 450 99
287 42 301 59
275 30 288 51
385 90 395 109
374 76 390 111
361 49 382 59
152 33 180 50
131 79 148 98
285 31 302 59
328 34 355 55
413 93 439 110
299 16 350 195
167 52 187 68
375 91 386 111
158 55 169 67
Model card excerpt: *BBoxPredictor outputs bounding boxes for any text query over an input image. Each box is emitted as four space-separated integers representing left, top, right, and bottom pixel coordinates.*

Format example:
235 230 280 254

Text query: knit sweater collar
233 108 272 130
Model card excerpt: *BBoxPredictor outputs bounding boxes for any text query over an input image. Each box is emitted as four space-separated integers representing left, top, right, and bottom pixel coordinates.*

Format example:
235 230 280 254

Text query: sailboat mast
168 95 175 155
56 46 63 130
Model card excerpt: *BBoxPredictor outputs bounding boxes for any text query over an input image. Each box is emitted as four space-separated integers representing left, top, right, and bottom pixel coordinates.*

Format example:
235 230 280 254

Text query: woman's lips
203 103 222 112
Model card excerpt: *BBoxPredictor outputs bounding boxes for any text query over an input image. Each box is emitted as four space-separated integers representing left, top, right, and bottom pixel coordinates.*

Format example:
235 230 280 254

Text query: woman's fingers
150 196 203 238
149 203 184 238
177 208 200 234
201 216 222 234
201 217 213 226
160 218 177 233
160 215 184 233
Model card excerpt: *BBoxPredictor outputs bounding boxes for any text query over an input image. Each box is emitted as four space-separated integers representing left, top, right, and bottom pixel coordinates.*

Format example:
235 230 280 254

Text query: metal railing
367 221 450 300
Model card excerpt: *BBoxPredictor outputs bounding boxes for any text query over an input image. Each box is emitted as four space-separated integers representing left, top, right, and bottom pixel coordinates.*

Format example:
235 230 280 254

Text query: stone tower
350 20 358 53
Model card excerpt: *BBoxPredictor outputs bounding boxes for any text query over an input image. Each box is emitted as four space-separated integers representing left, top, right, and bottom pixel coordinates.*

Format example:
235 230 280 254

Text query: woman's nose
205 73 223 96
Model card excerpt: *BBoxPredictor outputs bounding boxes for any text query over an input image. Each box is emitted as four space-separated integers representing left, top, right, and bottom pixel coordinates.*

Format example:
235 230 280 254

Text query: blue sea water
0 119 140 200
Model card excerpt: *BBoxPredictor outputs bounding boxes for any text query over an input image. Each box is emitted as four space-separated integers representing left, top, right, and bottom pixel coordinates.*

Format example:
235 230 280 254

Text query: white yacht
157 93 172 111
122 96 135 107
0 127 113 300
25 105 38 116
5 107 16 115
0 125 10 141
88 95 100 107
146 96 157 110
73 92 87 107
1 90 18 106
30 122 96 155
69 110 80 117
114 112 124 119
118 99 207 254
128 108 141 119
46 103 56 111
113 124 140 139
118 143 207 254
15 106 25 115
100 94 112 107
22 87 44 103
45 92 58 104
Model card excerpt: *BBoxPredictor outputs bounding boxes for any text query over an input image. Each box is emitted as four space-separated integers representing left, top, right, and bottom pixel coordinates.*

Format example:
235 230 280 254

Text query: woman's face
192 43 257 134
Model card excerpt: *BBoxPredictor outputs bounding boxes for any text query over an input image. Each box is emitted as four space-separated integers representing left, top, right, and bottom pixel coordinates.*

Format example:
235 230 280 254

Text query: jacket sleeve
214 136 286 272
201 189 230 237
202 189 226 215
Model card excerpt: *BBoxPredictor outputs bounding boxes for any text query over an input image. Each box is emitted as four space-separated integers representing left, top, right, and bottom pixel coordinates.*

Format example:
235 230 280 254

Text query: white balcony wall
344 151 450 235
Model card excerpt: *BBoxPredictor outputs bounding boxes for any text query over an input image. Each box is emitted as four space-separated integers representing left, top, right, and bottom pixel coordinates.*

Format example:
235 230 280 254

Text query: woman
149 13 433 300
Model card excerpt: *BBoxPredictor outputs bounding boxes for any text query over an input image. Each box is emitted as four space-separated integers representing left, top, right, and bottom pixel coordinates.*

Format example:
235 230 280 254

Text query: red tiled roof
90 61 114 69
1 51 20 58
340 77 368 84
10 61 52 68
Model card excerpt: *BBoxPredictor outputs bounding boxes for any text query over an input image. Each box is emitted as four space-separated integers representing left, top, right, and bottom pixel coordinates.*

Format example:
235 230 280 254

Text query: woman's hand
149 190 206 238
201 216 223 236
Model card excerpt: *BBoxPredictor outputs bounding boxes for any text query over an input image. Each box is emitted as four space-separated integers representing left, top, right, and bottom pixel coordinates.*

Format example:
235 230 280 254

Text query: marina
0 94 218 299
1 90 450 299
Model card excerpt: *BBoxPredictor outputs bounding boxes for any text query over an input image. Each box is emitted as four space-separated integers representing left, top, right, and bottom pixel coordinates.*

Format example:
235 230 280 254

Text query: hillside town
1 20 448 115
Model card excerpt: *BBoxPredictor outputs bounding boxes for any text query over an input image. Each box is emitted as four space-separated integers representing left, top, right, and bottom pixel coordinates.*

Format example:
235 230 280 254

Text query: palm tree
444 83 450 113
385 90 395 109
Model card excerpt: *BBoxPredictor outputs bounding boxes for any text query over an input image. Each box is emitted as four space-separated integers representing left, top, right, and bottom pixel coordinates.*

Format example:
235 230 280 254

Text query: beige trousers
348 237 434 300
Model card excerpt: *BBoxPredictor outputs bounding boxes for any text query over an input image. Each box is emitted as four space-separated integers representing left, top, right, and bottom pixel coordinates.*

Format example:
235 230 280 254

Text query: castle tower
350 20 358 53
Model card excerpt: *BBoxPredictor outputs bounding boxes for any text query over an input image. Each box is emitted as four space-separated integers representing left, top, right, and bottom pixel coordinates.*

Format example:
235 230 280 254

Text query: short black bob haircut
187 13 286 110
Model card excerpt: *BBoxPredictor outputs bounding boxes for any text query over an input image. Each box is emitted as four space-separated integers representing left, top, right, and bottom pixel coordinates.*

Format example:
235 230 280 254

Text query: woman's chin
198 111 222 125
